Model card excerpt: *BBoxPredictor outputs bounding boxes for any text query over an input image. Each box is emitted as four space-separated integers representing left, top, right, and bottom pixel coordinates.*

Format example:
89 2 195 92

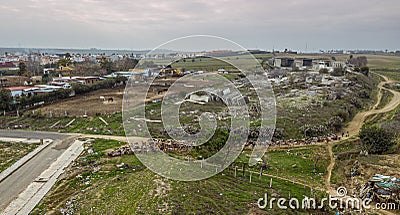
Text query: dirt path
322 73 400 214
346 74 400 137
325 143 334 191
326 73 400 190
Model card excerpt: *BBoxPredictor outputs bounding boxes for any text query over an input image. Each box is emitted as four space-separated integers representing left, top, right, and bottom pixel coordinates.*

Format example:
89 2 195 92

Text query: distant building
272 57 348 72
104 69 152 80
273 57 295 68
43 68 56 75
52 76 101 85
6 86 36 97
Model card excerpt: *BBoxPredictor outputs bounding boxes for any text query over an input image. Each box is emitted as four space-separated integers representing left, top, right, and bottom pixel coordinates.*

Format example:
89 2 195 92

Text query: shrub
319 68 329 74
335 110 349 122
331 68 344 76
360 67 370 76
360 125 395 154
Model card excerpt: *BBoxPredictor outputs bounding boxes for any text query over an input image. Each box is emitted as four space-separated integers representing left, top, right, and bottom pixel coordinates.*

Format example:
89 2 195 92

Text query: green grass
377 89 394 109
366 55 400 70
231 146 330 188
170 55 266 71
0 141 38 172
66 113 125 136
331 140 363 186
0 112 125 136
365 103 400 126
376 70 400 82
33 138 330 214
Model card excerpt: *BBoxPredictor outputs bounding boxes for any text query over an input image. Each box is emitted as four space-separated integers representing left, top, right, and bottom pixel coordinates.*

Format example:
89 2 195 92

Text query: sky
0 0 399 51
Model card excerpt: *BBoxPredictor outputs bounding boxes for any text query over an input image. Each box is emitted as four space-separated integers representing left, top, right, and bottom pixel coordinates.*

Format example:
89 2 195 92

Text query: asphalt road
0 130 71 140
0 130 77 211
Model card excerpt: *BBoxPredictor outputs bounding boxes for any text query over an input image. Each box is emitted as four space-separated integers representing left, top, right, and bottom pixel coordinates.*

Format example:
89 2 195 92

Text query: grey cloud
0 0 399 50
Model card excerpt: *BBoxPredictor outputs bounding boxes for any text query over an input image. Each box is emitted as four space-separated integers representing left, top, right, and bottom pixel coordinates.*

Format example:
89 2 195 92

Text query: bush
335 110 350 122
319 68 329 74
326 116 344 132
194 129 229 158
358 90 370 99
350 97 362 109
331 68 344 76
360 125 396 154
0 89 12 111
360 67 370 76
18 89 73 108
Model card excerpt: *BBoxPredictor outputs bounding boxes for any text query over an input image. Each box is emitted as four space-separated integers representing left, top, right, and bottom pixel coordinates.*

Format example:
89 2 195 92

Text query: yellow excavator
160 65 183 77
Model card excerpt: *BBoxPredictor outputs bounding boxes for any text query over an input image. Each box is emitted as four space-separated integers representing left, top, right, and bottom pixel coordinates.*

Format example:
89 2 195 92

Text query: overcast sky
0 0 399 51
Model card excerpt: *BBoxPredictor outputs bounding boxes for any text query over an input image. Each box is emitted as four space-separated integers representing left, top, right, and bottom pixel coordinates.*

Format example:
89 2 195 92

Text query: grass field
152 53 273 71
0 141 38 173
0 113 125 136
365 55 400 70
377 70 400 82
32 139 329 214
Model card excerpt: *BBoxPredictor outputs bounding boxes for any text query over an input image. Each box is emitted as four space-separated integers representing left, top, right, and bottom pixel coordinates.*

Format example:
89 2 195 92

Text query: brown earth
36 87 125 117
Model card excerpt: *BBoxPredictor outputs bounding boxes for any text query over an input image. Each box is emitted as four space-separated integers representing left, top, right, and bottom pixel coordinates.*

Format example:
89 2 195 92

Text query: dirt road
324 73 400 215
346 74 400 137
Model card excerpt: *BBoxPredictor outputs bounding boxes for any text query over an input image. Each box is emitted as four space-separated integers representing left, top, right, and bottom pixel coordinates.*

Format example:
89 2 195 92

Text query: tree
116 58 138 71
331 67 344 76
360 125 396 154
360 66 369 76
319 68 329 74
326 116 344 132
100 57 115 74
0 89 12 111
57 58 72 68
349 56 368 67
18 62 27 75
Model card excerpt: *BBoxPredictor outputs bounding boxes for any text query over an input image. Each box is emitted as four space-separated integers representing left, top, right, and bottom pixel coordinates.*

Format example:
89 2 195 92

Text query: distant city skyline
1 0 399 51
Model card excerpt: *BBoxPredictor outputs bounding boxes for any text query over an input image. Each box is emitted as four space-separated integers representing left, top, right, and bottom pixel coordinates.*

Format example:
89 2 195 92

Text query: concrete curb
0 139 53 183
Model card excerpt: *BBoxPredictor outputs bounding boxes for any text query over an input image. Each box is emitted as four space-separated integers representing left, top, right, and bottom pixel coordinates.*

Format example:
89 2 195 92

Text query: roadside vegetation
0 141 38 173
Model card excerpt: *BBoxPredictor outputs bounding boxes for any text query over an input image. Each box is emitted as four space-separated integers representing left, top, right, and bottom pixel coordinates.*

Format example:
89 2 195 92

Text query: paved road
0 130 77 211
0 130 71 140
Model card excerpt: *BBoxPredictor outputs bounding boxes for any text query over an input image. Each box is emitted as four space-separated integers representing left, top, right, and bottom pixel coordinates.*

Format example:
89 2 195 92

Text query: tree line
0 76 127 112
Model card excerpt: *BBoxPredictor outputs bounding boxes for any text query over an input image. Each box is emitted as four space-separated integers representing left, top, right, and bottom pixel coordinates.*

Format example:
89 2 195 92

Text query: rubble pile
107 146 134 157
107 134 341 158
358 174 400 203
269 134 340 147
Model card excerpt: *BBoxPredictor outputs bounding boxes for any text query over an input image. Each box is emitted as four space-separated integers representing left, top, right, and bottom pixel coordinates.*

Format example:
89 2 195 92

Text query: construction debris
107 146 133 157
65 119 76 127
358 174 400 203
99 117 109 126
